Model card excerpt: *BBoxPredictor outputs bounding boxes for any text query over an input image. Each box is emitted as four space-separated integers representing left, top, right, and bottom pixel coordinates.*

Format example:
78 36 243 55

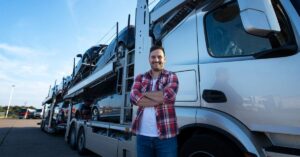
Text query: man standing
130 45 179 157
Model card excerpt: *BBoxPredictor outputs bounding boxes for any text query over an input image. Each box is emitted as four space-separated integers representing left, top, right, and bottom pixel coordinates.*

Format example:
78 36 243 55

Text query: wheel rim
92 108 98 121
189 151 214 157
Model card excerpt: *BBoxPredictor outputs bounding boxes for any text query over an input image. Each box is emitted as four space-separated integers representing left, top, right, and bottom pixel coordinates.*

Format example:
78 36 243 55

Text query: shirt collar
146 69 167 79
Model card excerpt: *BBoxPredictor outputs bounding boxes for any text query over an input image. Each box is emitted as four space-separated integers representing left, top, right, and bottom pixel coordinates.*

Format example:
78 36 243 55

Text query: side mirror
76 54 82 58
237 0 280 36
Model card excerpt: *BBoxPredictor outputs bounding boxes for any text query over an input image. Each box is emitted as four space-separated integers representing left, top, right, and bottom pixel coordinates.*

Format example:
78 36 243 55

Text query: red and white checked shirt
130 69 179 139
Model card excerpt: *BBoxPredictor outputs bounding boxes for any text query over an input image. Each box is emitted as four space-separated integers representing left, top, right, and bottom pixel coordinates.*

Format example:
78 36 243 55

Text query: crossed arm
137 91 164 107
130 73 179 107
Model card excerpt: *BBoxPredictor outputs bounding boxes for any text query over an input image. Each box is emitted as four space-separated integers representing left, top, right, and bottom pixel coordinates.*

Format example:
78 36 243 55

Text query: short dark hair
150 45 165 56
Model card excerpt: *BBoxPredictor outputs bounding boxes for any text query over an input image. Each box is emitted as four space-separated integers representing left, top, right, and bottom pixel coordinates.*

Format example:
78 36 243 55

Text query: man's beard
152 67 162 72
151 62 163 72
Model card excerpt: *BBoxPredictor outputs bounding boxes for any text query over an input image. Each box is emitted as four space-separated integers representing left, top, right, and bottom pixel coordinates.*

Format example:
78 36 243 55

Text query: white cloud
0 80 51 108
0 73 10 82
0 43 69 108
20 64 49 76
0 43 36 56
66 0 78 19
66 0 80 32
0 55 50 79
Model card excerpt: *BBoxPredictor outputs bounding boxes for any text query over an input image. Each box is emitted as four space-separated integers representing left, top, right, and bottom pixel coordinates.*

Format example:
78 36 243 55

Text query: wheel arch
75 111 80 119
117 41 126 47
178 114 270 157
116 40 133 52
178 123 247 154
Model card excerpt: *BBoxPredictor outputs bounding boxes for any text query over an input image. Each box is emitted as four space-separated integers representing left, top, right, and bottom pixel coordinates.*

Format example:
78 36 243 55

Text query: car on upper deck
93 25 135 72
71 44 108 87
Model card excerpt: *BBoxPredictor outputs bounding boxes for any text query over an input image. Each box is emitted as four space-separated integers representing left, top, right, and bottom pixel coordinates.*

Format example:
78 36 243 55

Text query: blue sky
0 0 137 108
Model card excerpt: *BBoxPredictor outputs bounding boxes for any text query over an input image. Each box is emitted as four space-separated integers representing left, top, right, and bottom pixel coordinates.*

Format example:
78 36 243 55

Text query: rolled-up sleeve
130 74 144 105
163 73 179 105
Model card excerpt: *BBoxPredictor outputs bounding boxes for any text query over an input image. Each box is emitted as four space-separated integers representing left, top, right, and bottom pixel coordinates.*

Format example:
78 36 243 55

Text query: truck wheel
92 108 99 121
77 128 87 155
40 120 45 131
179 134 242 157
69 125 77 150
61 112 65 122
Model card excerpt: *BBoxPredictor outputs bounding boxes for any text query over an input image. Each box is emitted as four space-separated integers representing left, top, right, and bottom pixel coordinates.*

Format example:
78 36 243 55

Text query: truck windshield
150 0 169 12
291 0 300 16
205 1 296 58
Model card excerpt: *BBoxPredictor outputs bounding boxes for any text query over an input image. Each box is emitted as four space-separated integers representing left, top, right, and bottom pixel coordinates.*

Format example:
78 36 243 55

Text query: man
130 45 179 157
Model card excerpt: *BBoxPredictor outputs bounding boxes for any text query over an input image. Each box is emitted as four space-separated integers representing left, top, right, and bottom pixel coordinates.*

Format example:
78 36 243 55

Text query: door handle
202 89 227 103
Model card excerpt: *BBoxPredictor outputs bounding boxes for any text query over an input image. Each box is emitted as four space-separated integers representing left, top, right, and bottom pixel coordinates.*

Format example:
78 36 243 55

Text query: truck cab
135 0 300 156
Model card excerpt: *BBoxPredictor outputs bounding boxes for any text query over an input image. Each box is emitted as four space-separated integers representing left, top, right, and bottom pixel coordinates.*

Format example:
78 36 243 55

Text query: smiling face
149 48 166 72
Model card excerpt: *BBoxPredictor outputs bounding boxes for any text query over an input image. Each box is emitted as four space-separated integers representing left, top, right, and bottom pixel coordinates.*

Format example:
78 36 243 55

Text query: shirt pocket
159 77 168 90
141 80 149 92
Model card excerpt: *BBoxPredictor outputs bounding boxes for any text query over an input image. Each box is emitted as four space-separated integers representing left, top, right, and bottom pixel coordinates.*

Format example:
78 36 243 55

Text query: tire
69 125 77 150
40 120 45 131
92 108 99 121
61 112 65 122
77 128 88 155
179 134 243 157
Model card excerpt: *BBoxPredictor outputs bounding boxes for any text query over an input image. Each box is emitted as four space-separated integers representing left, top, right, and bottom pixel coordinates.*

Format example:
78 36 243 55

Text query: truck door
197 0 300 135
161 11 199 106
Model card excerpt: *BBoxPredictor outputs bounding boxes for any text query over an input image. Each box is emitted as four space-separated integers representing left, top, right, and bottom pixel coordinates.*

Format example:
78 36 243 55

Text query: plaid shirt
130 69 179 139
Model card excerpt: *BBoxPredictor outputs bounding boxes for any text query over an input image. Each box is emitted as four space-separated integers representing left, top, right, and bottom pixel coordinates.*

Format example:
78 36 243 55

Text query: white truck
63 0 300 157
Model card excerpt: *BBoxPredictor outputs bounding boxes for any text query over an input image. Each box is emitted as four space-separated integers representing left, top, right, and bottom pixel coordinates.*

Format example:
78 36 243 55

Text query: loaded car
61 75 72 96
71 100 92 120
91 94 122 123
71 44 108 87
53 101 69 125
93 25 135 72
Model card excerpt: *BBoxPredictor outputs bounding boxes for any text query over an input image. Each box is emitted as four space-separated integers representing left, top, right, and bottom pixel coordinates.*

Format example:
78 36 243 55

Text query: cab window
291 0 300 16
205 1 296 58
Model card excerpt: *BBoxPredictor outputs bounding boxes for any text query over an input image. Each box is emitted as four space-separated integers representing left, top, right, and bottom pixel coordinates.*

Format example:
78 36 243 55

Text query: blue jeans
136 135 177 157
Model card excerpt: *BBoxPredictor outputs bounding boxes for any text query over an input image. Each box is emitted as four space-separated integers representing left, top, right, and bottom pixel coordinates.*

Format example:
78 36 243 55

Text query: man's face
149 49 166 72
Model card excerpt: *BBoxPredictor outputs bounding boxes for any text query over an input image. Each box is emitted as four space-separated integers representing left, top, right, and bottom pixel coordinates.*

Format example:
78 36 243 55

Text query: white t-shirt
139 78 159 137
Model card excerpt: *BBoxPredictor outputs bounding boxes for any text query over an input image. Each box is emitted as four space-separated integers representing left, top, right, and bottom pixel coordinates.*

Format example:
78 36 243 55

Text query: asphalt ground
0 119 99 157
